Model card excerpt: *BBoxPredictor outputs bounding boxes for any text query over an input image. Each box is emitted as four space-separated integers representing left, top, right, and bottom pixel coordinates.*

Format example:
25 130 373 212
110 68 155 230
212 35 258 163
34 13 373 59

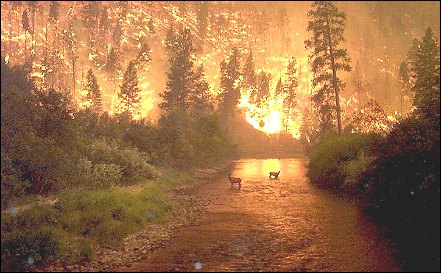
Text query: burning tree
347 98 394 135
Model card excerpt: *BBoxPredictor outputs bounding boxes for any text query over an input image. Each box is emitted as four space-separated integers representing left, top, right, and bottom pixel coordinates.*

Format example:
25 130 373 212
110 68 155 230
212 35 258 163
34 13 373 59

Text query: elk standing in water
228 174 241 188
269 171 280 179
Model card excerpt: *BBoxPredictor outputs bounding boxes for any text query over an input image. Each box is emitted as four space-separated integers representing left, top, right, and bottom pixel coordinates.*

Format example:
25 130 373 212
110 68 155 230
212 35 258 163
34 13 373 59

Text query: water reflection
226 158 399 272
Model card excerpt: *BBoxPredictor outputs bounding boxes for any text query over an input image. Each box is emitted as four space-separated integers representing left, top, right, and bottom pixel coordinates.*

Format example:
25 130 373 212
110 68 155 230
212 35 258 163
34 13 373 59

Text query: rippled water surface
115 158 400 272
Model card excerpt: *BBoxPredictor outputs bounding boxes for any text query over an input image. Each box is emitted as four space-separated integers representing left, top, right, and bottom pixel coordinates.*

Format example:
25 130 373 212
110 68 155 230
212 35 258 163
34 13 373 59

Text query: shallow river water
114 158 400 272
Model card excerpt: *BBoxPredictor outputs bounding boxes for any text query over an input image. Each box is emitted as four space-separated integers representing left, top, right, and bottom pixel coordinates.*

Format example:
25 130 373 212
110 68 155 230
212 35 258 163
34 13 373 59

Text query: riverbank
1 162 233 272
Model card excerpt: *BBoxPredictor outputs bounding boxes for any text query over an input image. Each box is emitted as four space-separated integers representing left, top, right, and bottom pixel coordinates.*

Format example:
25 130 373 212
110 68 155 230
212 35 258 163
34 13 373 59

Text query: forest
1 1 439 272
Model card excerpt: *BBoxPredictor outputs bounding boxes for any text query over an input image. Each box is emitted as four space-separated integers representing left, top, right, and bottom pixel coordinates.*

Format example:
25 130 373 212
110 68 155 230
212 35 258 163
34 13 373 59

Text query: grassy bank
1 170 192 271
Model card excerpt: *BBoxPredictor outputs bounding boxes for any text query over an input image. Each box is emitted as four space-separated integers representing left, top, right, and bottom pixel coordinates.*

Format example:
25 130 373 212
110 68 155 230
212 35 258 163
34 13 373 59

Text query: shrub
342 152 375 193
307 132 382 189
80 138 158 185
1 228 60 271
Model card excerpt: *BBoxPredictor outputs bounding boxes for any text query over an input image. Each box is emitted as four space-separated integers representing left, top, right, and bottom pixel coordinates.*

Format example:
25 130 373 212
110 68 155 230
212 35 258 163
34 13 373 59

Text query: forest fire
1 2 439 273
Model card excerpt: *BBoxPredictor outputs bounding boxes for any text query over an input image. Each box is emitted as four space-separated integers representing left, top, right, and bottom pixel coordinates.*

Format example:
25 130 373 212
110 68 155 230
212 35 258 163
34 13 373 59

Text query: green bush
307 132 382 189
1 228 60 271
1 151 30 209
80 138 158 186
342 152 375 193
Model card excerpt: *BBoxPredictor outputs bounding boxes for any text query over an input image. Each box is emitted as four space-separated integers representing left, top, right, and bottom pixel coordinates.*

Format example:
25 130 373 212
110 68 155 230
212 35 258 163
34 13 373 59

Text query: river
114 158 400 272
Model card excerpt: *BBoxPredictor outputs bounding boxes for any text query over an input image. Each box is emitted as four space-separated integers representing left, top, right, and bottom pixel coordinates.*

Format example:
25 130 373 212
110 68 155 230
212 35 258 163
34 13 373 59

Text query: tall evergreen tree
82 1 100 49
164 26 178 56
99 9 110 42
283 57 298 132
22 10 31 61
277 6 289 54
189 64 213 117
64 7 78 102
196 1 209 41
407 38 420 87
49 1 60 48
49 1 60 21
105 47 119 74
118 61 141 118
84 68 102 112
219 47 241 115
398 60 410 116
26 1 37 57
112 22 123 49
255 71 271 105
243 50 256 90
160 27 195 114
135 42 152 69
275 77 284 98
352 59 366 108
409 27 440 122
305 1 351 135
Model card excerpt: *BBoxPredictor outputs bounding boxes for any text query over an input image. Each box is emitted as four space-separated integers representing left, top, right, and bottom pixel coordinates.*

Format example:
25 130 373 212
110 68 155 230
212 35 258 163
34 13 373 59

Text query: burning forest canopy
1 1 440 139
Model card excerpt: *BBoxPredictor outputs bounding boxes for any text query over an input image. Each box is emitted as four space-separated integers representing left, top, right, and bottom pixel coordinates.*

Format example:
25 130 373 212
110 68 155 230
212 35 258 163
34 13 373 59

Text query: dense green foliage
307 132 381 191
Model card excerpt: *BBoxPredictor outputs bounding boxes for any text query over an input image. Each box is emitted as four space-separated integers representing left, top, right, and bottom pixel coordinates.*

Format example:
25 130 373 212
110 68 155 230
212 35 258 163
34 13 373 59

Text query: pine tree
64 7 78 103
277 6 289 54
164 26 177 56
196 1 209 41
160 27 195 114
256 71 271 105
398 60 410 116
49 1 59 21
48 1 60 84
410 27 440 121
305 1 351 135
219 47 241 115
283 57 298 132
113 22 123 49
82 1 100 49
118 61 141 118
99 9 109 41
26 1 37 58
22 10 31 61
105 47 119 74
275 77 284 98
147 18 155 35
84 68 102 112
243 50 256 90
135 42 152 69
190 64 213 117
22 10 31 33
49 2 60 47
284 57 298 111
352 59 366 108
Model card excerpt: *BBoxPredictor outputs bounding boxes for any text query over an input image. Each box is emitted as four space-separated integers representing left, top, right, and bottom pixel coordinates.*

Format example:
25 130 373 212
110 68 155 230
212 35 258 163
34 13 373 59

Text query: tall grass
1 171 193 271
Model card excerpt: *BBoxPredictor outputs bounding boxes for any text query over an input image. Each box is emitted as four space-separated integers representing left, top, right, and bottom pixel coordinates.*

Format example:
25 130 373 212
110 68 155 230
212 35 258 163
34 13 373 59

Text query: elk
269 171 280 179
228 174 241 188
